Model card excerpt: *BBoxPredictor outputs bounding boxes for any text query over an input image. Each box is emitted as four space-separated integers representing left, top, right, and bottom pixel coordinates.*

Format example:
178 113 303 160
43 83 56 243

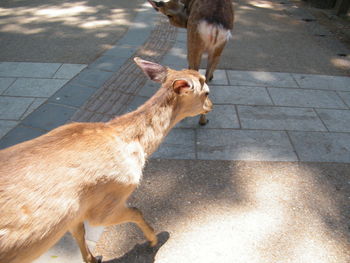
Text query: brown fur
0 58 212 263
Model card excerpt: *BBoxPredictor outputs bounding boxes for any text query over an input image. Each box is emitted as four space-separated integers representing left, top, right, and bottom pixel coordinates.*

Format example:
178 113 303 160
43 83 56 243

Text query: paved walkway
0 0 350 262
2 3 350 163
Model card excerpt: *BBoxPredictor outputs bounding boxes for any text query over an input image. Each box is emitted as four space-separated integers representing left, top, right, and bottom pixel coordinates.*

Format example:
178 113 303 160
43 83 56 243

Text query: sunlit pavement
0 0 349 262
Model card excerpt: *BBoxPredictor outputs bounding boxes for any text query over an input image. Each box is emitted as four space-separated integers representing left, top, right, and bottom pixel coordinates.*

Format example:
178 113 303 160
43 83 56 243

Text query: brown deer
148 0 234 125
0 58 212 263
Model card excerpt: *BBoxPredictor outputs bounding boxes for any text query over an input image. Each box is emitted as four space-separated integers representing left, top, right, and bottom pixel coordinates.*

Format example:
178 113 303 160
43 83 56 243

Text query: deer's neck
109 87 181 157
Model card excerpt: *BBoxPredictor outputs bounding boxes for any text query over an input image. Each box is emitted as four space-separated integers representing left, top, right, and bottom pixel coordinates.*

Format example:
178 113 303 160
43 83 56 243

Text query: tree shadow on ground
95 159 350 262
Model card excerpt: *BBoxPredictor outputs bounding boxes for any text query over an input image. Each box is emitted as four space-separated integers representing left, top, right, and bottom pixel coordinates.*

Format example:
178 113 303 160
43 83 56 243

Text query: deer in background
0 57 212 263
148 0 234 125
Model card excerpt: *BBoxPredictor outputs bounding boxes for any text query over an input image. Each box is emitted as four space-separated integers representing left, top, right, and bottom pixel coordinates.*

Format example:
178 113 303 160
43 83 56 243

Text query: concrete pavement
0 0 350 262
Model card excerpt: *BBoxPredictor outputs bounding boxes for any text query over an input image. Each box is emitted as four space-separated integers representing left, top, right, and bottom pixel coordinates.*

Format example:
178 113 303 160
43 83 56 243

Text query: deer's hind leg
206 40 226 82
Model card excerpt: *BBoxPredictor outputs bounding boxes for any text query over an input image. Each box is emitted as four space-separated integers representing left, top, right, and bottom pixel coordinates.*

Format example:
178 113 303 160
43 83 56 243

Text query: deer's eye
205 92 209 96
167 15 173 18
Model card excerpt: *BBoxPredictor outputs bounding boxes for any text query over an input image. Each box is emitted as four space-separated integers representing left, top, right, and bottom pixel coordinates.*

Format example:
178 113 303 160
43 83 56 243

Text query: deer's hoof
199 115 209 126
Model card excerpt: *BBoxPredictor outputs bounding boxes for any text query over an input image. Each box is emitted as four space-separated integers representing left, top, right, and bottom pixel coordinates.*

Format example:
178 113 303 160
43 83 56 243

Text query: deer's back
188 0 234 30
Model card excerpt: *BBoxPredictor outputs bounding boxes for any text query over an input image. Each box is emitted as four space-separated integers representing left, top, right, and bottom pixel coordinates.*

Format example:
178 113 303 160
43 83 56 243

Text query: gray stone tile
238 105 327 131
4 78 68 97
126 96 149 112
0 62 61 78
210 86 273 105
117 27 151 47
22 103 76 130
289 131 350 163
177 31 187 43
70 69 113 88
21 98 47 120
151 129 196 159
138 81 160 98
293 74 350 91
89 56 125 72
0 96 34 120
176 105 240 129
161 46 188 69
103 45 138 58
227 70 298 88
268 88 347 108
337 91 350 107
49 84 96 107
197 129 298 161
0 77 15 93
0 125 45 150
53 64 87 79
316 109 350 132
200 69 228 85
0 120 18 138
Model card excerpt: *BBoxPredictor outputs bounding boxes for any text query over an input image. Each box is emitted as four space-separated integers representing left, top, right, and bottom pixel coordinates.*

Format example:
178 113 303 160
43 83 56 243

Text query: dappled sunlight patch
35 4 95 17
0 1 132 34
248 1 275 9
331 57 350 71
153 162 350 262
139 49 159 57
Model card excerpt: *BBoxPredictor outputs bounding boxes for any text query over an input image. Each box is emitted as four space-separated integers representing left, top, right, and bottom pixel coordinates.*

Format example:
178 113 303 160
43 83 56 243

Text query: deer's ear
134 57 167 83
173 79 193 95
148 0 163 11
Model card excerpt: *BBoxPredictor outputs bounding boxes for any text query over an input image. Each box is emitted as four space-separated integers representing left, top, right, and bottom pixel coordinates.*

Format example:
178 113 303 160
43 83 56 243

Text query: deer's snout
203 97 213 114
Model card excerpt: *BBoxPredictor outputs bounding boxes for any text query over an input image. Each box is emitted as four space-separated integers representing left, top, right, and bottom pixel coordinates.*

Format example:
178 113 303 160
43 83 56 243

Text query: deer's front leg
70 223 98 263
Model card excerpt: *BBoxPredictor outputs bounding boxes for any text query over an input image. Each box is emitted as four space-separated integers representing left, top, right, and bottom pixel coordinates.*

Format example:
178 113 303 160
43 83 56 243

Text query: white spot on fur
198 20 232 50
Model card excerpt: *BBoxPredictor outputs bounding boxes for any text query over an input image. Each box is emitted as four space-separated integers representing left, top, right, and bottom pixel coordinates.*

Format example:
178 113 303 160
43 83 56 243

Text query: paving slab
316 109 350 132
238 105 327 131
289 131 350 162
199 69 229 85
268 87 348 108
53 64 87 79
227 70 299 88
4 78 68 97
196 129 298 161
0 77 15 93
21 98 47 120
0 62 61 78
49 84 97 108
0 96 34 120
337 91 350 107
210 86 273 105
0 120 18 137
0 125 45 149
176 105 240 129
22 103 77 131
89 56 126 72
69 68 114 89
161 46 188 69
152 128 196 160
293 73 350 91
